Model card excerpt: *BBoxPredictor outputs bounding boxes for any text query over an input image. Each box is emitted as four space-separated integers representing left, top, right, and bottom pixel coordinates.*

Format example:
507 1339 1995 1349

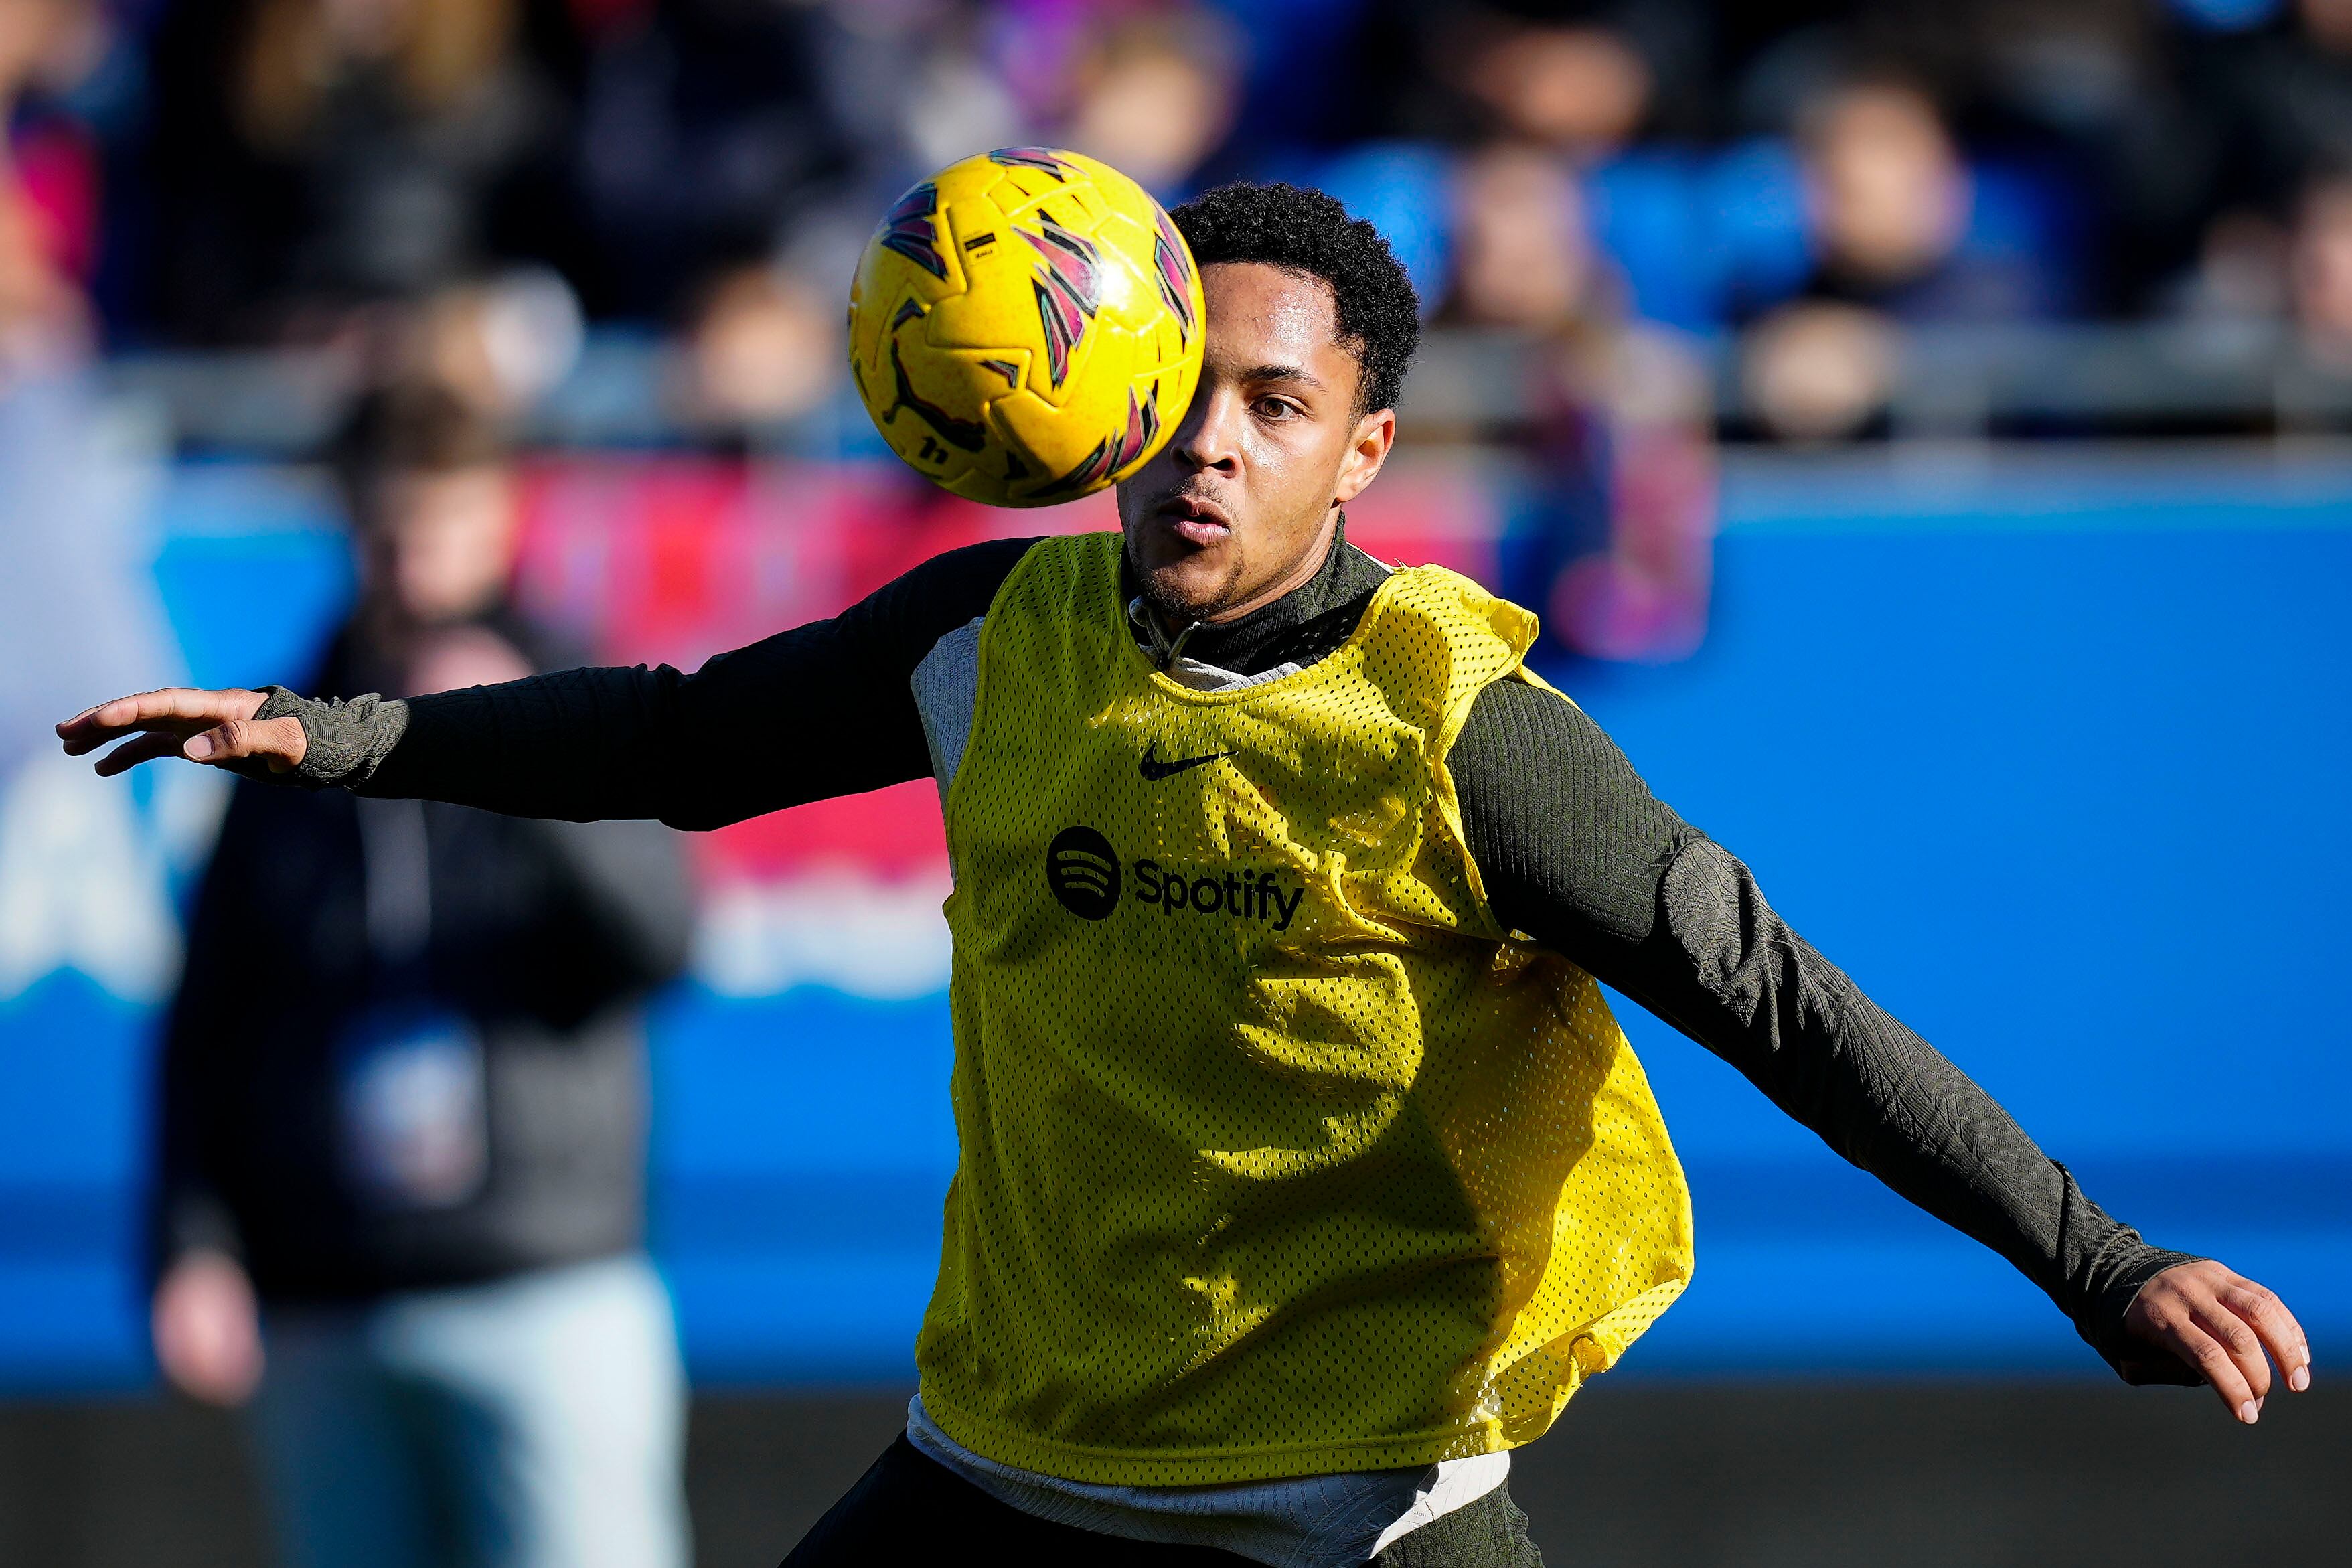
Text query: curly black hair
1168 182 1421 417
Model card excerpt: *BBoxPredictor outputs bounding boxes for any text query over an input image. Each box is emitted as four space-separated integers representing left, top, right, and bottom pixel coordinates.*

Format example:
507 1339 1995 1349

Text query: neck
1205 507 1344 625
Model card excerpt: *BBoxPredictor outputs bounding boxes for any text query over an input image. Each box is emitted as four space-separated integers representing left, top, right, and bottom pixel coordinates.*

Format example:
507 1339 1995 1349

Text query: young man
64 185 2310 1568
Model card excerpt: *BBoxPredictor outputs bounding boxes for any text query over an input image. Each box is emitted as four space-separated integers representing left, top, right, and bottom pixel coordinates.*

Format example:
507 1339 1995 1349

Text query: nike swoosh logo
1139 744 1236 781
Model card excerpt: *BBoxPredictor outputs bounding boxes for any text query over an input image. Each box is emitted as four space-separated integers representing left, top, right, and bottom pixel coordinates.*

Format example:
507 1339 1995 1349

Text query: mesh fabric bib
918 532 1692 1485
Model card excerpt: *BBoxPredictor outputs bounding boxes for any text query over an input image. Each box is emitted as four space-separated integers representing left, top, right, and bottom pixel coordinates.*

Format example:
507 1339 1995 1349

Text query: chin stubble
1132 551 1251 627
1138 564 1251 625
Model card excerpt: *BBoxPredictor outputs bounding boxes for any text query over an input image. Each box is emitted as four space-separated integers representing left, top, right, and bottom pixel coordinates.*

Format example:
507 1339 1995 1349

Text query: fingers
2159 1313 2264 1422
186 716 307 773
58 692 299 776
90 714 306 777
2218 1275 2314 1395
2191 1293 2274 1411
56 688 264 753
92 730 200 777
2128 1260 2316 1423
2126 1262 2249 1417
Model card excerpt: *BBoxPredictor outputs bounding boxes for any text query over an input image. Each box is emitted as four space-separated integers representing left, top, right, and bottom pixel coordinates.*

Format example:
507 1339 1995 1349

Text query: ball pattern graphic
848 148 1206 508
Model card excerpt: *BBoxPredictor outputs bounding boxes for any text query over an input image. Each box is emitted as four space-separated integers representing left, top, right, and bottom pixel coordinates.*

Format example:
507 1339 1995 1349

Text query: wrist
252 686 408 788
2085 1240 2206 1384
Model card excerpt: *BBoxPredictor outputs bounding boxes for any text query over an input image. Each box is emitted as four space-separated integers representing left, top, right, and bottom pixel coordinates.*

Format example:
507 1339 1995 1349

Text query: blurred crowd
5 0 2352 655
0 1 2344 387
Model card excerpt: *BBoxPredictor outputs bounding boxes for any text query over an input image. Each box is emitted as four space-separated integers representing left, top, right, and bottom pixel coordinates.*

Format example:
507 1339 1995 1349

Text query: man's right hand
153 1249 264 1407
56 688 306 776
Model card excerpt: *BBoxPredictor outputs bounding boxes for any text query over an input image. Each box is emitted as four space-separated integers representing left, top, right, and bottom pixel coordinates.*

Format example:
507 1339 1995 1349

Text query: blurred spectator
2173 1 2352 350
575 0 865 320
670 258 843 435
0 0 169 781
148 0 578 342
2290 173 2352 366
849 0 1018 181
0 0 100 369
1445 142 1716 660
2199 0 2352 216
1795 79 1988 317
1966 0 2207 315
1449 145 1600 326
0 131 80 370
151 386 696 1568
27 0 2352 443
1334 3 1815 335
1454 11 1652 166
1055 4 1240 198
2173 206 2293 323
1741 75 2058 440
390 268 586 419
1353 0 1711 148
1739 297 1897 442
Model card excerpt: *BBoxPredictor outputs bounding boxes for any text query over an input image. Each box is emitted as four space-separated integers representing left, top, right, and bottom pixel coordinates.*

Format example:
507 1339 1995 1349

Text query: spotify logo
1046 826 1121 919
1044 827 1306 931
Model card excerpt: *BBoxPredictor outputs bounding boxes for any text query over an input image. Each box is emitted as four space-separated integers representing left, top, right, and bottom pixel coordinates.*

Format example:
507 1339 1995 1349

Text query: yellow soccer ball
848 148 1204 507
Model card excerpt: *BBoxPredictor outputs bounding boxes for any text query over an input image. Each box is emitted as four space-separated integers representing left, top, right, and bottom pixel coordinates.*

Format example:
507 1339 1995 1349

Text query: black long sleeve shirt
252 526 2199 1378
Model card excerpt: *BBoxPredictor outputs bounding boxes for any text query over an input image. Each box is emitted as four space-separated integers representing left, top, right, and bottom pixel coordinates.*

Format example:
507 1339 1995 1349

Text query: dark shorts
780 1436 1546 1567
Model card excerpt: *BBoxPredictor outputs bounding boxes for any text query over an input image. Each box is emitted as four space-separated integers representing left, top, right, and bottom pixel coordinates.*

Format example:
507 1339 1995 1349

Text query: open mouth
1154 495 1232 546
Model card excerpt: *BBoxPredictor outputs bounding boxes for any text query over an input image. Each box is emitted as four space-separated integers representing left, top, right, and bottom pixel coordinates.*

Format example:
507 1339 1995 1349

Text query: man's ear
1334 407 1396 506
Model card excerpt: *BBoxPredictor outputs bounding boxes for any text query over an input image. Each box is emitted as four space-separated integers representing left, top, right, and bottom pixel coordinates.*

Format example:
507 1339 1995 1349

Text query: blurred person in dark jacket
149 386 697 1568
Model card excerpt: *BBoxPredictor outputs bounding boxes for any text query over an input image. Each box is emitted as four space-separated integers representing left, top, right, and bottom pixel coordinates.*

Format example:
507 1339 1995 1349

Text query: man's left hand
2124 1259 2312 1423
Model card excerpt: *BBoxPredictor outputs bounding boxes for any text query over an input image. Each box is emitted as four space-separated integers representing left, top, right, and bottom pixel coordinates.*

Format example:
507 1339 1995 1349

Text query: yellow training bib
917 532 1692 1486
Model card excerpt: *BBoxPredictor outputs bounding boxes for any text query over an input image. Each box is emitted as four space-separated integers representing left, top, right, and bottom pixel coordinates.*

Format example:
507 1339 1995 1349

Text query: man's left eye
1253 398 1294 420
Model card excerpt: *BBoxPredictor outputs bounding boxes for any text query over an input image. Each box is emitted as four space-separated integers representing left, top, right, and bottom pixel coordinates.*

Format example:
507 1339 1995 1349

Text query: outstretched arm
58 537 1040 826
1452 675 2312 1421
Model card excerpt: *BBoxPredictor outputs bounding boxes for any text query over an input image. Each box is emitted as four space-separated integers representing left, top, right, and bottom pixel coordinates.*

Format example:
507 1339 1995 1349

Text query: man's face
1116 261 1394 624
360 465 518 625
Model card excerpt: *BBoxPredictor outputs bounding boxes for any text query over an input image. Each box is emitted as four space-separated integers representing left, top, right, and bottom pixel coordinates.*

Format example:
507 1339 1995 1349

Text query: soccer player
62 184 2310 1568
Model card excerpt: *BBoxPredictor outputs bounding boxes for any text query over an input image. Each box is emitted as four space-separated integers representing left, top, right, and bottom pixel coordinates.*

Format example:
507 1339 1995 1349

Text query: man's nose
1171 385 1243 473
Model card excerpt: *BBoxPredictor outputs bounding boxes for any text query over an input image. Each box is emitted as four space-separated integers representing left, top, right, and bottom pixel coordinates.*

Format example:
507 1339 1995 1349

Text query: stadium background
0 0 2347 1561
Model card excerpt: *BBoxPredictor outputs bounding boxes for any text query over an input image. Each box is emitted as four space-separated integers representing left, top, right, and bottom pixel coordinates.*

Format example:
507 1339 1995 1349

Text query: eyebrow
1237 362 1324 390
